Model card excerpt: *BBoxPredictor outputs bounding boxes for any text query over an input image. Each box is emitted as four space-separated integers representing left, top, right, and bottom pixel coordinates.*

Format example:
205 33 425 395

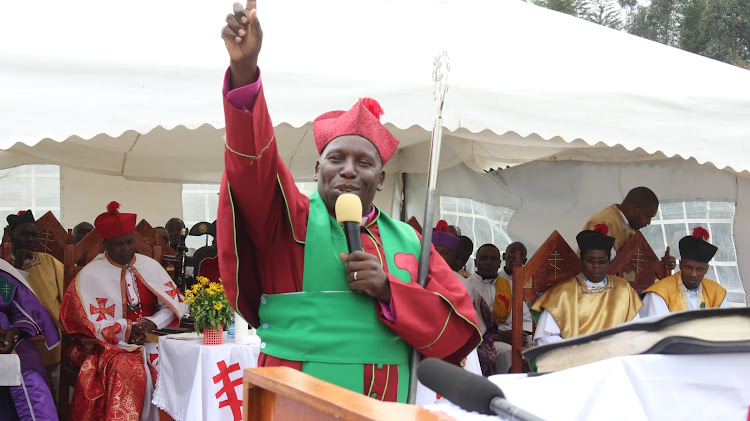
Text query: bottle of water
227 313 235 339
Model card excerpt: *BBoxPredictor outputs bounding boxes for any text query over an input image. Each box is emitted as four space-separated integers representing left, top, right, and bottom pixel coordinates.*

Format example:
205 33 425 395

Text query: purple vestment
0 266 60 421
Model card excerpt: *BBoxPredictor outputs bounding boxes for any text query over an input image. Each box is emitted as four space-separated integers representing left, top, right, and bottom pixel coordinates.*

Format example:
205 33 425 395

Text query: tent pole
407 52 449 404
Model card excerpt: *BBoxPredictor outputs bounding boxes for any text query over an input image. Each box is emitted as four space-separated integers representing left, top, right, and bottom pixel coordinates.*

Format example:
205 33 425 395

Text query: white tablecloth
153 333 260 421
425 352 750 421
152 332 482 419
417 349 482 406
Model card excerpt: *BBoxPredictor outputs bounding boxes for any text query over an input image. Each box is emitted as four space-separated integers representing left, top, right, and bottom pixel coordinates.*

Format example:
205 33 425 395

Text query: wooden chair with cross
608 231 667 294
1 211 67 265
510 231 581 373
509 230 666 373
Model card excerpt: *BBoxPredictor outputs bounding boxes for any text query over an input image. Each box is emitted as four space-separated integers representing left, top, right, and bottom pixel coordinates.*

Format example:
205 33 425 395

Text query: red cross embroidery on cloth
90 298 115 321
164 282 183 302
213 361 243 421
149 352 159 367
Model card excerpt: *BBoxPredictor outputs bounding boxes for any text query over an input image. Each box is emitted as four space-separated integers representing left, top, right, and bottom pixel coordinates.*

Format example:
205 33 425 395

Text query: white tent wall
56 167 397 233
59 167 182 228
376 174 399 219
403 160 749 300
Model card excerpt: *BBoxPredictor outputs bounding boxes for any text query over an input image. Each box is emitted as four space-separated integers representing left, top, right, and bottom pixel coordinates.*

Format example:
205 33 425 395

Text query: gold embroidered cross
548 250 563 278
632 249 645 273
38 230 55 254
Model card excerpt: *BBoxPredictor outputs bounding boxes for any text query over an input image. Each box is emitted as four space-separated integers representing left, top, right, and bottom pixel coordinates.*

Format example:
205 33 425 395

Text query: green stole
257 191 420 402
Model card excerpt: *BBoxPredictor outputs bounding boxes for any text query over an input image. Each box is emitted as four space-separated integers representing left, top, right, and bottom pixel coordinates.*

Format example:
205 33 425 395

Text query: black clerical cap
576 224 615 253
679 227 718 263
6 210 36 232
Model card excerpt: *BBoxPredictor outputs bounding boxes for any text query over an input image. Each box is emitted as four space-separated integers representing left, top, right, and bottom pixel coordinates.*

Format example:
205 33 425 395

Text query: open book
523 307 750 373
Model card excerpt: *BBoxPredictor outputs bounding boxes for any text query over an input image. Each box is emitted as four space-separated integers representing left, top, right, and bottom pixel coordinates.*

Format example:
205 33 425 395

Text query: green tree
584 0 623 30
530 0 623 29
679 0 707 54
699 0 750 67
626 0 684 47
617 0 638 15
530 0 750 69
532 0 589 17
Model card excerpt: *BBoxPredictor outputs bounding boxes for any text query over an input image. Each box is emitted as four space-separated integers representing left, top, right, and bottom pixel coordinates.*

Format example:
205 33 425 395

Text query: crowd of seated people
430 186 728 377
2 2 739 418
2 207 188 421
1 181 732 421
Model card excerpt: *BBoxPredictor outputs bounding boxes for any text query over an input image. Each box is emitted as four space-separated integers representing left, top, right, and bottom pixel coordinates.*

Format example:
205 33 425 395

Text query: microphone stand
490 397 546 421
407 52 450 404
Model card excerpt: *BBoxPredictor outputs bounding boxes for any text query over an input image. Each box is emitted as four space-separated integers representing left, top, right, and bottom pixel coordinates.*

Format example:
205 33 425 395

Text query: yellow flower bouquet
185 276 233 334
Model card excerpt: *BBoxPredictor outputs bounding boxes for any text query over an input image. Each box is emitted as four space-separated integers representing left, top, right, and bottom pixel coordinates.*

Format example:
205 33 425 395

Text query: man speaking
217 1 480 403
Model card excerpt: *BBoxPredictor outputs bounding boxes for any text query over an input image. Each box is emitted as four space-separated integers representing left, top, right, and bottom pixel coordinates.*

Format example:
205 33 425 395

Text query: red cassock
218 85 480 402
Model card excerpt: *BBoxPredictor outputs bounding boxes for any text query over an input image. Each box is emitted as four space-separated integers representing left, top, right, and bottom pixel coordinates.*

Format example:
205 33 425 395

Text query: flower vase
203 324 223 345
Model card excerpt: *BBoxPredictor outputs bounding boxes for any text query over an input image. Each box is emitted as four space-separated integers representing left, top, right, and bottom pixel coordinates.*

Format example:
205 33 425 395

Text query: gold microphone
335 193 363 252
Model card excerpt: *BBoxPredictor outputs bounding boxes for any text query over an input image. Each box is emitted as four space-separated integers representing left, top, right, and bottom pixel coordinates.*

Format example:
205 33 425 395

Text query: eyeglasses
583 258 609 265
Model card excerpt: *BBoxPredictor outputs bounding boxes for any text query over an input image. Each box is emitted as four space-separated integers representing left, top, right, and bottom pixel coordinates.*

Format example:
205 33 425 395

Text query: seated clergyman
531 225 643 345
0 258 60 421
60 201 187 421
640 227 728 317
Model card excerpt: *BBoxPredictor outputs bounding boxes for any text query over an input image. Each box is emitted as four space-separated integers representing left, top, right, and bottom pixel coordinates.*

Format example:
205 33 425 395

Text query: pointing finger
246 6 261 33
245 0 257 16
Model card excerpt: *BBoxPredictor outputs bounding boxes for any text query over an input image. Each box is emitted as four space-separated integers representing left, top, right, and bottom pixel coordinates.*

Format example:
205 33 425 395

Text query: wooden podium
243 367 453 421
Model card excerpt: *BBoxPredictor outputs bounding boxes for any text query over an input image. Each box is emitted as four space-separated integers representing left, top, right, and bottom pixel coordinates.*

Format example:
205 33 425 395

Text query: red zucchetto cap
312 97 399 165
94 201 136 239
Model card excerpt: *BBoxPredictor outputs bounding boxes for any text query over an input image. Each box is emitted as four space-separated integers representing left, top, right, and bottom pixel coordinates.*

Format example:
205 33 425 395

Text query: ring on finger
353 271 358 281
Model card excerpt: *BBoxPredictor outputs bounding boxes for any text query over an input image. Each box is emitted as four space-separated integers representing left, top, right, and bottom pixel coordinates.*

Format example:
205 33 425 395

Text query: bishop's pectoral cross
0 276 15 303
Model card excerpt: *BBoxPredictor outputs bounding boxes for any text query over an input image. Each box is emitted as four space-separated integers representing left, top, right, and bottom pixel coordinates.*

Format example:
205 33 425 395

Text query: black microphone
335 193 363 253
417 358 545 421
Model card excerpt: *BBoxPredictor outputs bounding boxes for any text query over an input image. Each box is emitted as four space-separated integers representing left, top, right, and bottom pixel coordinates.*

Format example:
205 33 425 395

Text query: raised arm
221 1 263 89
219 0 303 248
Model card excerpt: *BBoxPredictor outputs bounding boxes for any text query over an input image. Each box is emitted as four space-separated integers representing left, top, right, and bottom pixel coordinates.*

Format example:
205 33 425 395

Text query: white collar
617 206 633 230
582 273 607 289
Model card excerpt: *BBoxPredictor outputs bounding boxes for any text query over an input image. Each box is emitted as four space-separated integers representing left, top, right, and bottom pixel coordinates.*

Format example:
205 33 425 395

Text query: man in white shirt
464 243 532 374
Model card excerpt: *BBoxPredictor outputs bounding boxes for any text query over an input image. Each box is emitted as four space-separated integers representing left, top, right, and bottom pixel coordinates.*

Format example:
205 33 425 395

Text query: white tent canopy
2 0 750 183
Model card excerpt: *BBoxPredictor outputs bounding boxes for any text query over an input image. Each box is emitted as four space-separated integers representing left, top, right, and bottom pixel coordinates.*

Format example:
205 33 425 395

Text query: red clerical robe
218 84 480 402
60 253 186 421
